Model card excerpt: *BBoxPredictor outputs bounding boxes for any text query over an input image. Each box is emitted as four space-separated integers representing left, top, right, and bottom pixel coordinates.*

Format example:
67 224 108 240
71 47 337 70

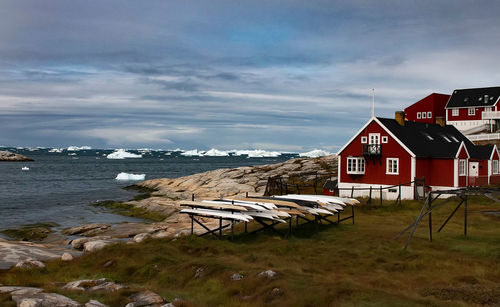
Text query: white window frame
417 112 421 119
459 159 467 176
368 133 380 145
347 157 365 175
361 136 367 144
452 109 459 116
422 112 427 119
468 107 475 116
381 136 388 143
427 111 432 118
493 160 499 174
386 158 399 175
485 107 492 112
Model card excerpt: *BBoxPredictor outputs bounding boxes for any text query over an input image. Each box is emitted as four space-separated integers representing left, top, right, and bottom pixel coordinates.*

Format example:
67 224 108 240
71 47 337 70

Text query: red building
336 114 500 199
404 93 450 124
445 86 500 132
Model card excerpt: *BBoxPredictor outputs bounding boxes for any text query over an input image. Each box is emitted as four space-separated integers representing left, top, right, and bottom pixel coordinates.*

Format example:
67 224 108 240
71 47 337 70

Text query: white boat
223 198 277 210
180 208 252 222
203 200 267 211
279 194 352 206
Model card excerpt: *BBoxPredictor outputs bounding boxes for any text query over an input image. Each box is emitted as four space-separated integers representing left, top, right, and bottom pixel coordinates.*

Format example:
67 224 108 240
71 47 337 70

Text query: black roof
323 179 338 190
469 145 495 160
377 117 482 158
445 86 500 108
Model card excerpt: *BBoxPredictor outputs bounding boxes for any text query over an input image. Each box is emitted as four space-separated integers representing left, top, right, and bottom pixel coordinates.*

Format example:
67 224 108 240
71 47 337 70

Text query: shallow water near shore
0 148 293 232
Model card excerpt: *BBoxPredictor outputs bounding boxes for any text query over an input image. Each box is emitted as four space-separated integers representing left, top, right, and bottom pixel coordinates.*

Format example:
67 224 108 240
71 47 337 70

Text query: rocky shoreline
0 155 337 271
0 150 33 162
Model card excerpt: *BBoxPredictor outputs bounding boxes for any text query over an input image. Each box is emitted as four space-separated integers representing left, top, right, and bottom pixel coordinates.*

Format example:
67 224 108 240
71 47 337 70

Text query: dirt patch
421 285 500 305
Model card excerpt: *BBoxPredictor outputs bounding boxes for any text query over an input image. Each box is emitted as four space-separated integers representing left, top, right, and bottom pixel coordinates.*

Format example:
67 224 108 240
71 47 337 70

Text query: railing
482 111 500 120
362 144 382 156
466 133 500 141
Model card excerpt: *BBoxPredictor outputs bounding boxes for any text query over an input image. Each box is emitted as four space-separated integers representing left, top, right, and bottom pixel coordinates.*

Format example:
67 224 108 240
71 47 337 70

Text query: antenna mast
371 88 375 118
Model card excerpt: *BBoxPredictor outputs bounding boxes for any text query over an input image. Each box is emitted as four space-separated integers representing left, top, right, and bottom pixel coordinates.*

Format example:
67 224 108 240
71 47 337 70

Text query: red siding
404 93 450 124
447 106 491 121
323 188 335 196
340 121 412 185
415 158 454 187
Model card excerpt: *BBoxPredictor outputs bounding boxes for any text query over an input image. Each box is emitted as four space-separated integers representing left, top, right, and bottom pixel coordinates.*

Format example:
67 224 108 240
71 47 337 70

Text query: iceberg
233 149 281 158
67 146 92 151
115 172 146 181
299 149 332 158
107 149 142 159
21 166 30 171
203 148 229 157
180 149 202 157
48 148 63 153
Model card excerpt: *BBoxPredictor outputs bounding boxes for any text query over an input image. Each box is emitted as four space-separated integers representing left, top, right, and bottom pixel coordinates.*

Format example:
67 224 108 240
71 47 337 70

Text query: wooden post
314 175 317 195
296 184 300 195
190 215 194 235
423 177 426 199
351 186 354 197
380 186 383 208
464 195 468 237
192 193 194 201
398 184 402 205
351 205 355 224
219 217 222 238
244 222 248 233
231 221 234 240
246 192 248 198
428 194 432 242
369 186 372 203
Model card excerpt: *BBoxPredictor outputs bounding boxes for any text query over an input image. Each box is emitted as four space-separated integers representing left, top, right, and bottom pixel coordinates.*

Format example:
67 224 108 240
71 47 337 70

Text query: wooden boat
180 201 247 211
180 208 252 222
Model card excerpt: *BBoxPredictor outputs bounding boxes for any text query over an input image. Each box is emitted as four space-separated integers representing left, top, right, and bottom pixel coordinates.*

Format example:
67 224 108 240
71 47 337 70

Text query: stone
230 273 244 281
151 230 169 239
85 300 109 307
161 303 175 307
271 287 282 296
128 290 165 306
63 278 126 292
194 267 204 278
133 233 151 243
15 258 46 269
0 150 34 161
1 287 81 307
83 240 110 253
71 238 89 249
61 252 73 261
258 270 277 279
62 223 111 236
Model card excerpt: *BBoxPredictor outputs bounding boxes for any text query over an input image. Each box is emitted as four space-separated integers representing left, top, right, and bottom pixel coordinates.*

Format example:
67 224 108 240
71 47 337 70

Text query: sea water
0 148 293 231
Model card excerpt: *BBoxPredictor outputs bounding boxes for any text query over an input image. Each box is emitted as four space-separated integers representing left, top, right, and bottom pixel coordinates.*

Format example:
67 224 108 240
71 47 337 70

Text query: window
417 112 421 119
422 112 426 119
421 131 434 140
493 160 499 174
468 107 475 116
386 158 399 175
427 111 432 118
347 157 365 175
382 136 388 143
459 159 467 176
452 109 459 116
361 136 367 144
485 107 492 112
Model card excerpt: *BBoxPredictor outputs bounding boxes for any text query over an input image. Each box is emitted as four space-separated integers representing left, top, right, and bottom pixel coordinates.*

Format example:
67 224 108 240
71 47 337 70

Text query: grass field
1 196 499 306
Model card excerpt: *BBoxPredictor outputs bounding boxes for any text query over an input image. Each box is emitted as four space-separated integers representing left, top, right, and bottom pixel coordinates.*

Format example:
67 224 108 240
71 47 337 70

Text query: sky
1 0 500 151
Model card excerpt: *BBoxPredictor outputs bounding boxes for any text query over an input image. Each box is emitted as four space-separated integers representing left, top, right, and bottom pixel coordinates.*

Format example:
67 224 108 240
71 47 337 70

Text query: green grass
92 200 167 222
1 197 499 306
0 222 59 241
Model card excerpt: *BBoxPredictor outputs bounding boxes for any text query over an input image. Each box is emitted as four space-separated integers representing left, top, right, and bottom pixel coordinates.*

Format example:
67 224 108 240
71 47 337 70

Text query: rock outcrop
0 151 34 162
137 155 337 200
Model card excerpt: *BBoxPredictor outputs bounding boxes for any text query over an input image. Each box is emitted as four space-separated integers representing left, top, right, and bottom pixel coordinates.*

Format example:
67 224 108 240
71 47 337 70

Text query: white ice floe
107 149 142 159
232 149 282 158
203 148 229 157
299 149 332 158
21 166 30 171
115 172 146 181
181 149 203 157
68 153 77 156
48 148 63 153
67 146 92 151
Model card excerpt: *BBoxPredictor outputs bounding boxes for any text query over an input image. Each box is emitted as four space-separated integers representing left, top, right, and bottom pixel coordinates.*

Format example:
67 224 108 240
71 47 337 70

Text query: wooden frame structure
396 187 500 249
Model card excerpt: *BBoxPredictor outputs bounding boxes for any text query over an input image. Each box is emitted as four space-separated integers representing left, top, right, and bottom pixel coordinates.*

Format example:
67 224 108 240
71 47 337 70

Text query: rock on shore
0 150 34 161
137 155 337 199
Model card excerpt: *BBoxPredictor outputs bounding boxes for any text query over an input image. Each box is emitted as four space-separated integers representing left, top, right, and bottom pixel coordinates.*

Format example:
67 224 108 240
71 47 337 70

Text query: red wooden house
336 113 500 199
445 86 500 132
404 93 450 124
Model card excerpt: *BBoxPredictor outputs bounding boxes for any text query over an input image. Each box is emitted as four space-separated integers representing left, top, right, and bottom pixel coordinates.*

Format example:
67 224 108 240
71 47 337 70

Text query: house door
469 162 479 177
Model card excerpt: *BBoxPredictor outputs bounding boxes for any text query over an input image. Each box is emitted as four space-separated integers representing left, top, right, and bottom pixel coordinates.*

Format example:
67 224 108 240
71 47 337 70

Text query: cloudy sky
1 0 499 151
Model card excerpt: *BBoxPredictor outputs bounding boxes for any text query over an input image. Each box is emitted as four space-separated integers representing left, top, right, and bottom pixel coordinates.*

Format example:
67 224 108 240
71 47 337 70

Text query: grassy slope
0 197 498 306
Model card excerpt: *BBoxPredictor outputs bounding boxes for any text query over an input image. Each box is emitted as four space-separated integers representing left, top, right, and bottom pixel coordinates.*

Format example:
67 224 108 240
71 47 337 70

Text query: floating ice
181 149 202 157
68 153 77 156
299 149 332 158
67 146 92 151
21 166 30 171
232 149 282 158
115 172 146 181
107 149 142 159
48 148 63 153
203 148 229 157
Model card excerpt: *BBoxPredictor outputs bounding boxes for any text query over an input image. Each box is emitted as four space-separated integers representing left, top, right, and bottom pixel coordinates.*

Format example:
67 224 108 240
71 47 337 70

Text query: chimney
395 111 405 126
436 116 446 127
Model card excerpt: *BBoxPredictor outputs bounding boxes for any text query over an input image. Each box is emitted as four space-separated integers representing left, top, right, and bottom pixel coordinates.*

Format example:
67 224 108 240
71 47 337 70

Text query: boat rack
180 194 358 239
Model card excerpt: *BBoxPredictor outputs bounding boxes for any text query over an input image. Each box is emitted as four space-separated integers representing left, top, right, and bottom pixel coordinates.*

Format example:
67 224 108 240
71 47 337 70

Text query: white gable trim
489 144 499 160
455 141 470 159
337 117 416 158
